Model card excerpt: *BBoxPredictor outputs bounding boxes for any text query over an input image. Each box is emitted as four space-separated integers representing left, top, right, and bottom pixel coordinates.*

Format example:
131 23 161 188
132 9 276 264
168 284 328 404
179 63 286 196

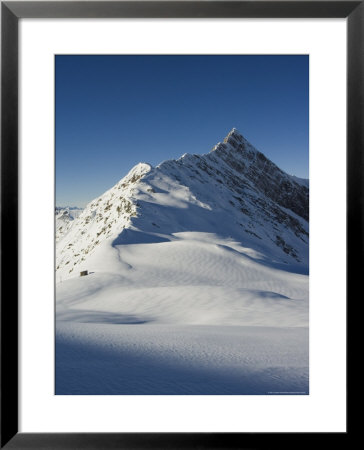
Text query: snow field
56 232 308 395
57 233 308 327
55 129 309 395
56 323 308 395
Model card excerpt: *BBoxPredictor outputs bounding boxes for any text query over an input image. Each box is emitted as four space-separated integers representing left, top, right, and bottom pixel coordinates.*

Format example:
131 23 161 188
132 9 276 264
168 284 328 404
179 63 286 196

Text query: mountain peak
210 128 249 154
56 129 309 280
226 127 241 137
118 162 152 186
224 127 245 145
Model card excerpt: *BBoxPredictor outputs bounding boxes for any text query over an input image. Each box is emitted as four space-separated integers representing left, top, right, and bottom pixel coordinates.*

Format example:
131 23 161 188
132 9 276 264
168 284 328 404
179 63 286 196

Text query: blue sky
56 55 308 207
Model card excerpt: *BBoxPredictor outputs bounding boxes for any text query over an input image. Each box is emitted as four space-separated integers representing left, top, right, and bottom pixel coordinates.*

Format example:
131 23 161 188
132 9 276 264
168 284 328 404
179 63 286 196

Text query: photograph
55 54 309 395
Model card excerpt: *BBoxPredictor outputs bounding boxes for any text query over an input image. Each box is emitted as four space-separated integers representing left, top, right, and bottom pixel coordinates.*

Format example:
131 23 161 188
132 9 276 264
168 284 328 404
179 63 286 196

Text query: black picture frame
1 1 357 448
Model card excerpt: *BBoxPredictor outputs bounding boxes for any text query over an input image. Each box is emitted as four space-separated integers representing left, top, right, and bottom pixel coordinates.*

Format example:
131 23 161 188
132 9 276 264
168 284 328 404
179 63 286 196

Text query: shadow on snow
56 329 309 395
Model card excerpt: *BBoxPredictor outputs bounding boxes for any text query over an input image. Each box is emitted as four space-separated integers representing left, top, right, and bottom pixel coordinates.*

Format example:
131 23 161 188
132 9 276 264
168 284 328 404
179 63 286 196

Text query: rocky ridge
56 129 309 279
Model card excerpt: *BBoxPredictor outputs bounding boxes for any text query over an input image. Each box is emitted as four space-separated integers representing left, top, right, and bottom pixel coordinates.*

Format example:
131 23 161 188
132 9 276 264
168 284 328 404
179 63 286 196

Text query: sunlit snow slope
55 207 83 242
56 128 308 281
56 129 309 395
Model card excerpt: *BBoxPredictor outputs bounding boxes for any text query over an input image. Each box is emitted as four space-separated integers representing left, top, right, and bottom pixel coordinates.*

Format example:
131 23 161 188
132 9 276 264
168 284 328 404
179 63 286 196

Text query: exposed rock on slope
55 207 83 242
56 129 308 279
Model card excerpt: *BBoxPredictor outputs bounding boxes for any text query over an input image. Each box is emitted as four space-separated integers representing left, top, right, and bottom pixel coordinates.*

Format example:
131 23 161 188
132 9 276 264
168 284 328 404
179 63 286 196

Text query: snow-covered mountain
56 129 309 394
56 128 308 279
55 207 83 242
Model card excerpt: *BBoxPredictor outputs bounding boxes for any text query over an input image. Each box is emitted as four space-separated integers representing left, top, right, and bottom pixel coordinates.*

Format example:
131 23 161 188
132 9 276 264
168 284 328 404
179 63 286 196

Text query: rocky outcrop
56 129 308 279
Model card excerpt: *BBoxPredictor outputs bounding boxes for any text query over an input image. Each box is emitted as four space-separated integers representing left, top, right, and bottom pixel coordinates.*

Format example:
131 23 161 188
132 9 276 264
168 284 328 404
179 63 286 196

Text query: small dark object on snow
80 270 88 277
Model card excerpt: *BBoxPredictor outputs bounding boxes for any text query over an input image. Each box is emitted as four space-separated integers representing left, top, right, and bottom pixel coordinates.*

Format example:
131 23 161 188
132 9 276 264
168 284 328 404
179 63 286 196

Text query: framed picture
1 1 356 448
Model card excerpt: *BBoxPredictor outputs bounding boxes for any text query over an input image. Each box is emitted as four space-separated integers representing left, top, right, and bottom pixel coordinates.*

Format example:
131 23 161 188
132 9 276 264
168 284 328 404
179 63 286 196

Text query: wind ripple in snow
56 323 308 395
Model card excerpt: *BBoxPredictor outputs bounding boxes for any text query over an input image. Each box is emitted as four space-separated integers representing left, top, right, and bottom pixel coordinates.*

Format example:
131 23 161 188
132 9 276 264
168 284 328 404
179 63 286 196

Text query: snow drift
56 128 309 395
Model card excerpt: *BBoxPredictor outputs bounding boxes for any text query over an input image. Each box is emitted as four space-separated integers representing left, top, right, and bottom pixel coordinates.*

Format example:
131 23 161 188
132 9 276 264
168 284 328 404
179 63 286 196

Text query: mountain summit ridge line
56 129 309 280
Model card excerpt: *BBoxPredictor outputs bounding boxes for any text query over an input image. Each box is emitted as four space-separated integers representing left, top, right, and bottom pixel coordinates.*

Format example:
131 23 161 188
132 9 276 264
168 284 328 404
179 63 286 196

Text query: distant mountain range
56 206 83 211
56 128 308 278
55 207 84 242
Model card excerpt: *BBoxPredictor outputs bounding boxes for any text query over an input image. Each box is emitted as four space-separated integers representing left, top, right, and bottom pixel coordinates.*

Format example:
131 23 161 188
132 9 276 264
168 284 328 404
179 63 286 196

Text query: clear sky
56 55 308 207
